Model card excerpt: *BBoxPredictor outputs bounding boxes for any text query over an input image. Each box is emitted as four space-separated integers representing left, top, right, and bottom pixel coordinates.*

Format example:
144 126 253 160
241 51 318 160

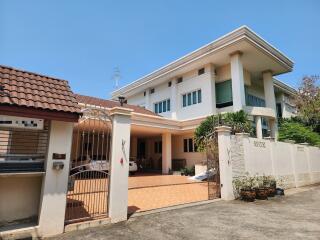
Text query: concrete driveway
51 185 320 240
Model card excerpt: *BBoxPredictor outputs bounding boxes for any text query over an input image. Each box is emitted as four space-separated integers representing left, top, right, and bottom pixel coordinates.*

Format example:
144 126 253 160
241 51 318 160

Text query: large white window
154 99 170 113
182 89 202 107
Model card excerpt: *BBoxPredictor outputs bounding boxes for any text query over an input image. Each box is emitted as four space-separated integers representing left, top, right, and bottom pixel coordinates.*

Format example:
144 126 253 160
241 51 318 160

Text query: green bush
278 121 320 146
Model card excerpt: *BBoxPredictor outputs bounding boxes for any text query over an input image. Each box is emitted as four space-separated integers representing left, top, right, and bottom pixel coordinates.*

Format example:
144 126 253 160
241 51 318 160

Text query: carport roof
75 94 159 117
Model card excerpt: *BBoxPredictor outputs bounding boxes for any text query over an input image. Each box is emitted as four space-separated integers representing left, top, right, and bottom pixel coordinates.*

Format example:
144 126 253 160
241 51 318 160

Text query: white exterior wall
127 92 145 107
0 175 42 224
230 136 320 189
172 133 206 167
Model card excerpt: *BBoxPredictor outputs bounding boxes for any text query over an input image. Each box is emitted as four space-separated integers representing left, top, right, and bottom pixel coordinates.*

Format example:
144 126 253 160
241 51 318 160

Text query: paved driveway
51 186 320 240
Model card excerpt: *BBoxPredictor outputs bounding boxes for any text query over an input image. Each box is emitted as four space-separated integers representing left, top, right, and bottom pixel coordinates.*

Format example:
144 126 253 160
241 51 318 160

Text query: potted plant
255 176 269 200
233 174 256 202
261 175 277 197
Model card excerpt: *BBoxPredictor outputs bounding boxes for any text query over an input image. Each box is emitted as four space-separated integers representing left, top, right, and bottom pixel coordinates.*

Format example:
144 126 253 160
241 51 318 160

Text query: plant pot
276 188 285 196
240 189 256 202
267 187 276 197
255 188 268 200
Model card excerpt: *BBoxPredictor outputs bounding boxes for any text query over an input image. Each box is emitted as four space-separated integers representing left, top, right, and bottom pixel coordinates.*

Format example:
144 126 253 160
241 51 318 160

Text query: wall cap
215 126 232 133
109 107 133 117
235 132 250 137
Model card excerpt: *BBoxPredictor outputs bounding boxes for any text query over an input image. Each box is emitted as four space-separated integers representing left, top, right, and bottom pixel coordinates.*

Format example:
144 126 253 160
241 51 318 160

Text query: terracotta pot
268 187 276 197
240 189 256 202
255 188 268 200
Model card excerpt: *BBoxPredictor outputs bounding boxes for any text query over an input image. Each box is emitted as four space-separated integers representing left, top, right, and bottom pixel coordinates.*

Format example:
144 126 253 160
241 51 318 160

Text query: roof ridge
0 64 69 83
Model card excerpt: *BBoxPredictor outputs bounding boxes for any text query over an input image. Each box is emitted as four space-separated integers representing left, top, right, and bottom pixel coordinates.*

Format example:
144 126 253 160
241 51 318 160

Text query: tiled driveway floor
66 174 215 220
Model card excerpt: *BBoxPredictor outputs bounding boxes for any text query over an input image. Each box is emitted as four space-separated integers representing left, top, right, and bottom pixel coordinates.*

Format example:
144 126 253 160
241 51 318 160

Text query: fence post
108 107 132 223
215 126 234 200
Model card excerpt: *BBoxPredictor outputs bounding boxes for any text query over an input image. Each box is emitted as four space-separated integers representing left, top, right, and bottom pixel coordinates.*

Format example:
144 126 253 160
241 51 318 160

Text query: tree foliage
278 119 320 146
295 76 320 133
194 110 252 152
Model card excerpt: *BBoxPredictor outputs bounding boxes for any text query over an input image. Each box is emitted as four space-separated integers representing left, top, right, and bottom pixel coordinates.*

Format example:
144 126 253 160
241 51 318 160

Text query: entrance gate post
215 126 234 200
108 107 132 223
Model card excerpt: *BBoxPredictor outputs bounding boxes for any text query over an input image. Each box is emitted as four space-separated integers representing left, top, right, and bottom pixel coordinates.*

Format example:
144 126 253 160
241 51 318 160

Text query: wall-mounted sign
254 141 266 148
0 115 44 130
52 153 66 160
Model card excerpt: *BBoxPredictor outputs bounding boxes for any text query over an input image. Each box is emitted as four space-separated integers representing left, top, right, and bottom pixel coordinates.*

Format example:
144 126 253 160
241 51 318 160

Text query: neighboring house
112 26 297 139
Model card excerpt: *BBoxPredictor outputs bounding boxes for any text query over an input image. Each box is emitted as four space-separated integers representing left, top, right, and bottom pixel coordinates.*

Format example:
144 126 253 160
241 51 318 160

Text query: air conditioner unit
0 115 44 130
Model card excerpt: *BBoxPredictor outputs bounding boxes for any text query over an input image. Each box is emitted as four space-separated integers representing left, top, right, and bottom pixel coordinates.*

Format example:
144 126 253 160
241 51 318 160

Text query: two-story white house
110 26 296 173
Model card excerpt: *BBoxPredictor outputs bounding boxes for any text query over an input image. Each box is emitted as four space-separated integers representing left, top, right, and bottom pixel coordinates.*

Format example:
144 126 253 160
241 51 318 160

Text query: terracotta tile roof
75 94 159 116
0 65 81 114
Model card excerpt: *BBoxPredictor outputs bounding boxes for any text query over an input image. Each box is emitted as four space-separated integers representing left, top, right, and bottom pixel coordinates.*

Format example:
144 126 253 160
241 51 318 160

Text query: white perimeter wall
231 135 320 189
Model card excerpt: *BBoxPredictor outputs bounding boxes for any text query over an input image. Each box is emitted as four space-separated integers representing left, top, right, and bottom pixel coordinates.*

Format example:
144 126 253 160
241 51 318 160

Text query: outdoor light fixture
53 161 64 171
118 96 126 106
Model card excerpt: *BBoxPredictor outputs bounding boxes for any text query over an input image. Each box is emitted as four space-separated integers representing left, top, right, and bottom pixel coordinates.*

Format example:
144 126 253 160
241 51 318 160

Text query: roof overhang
112 26 294 99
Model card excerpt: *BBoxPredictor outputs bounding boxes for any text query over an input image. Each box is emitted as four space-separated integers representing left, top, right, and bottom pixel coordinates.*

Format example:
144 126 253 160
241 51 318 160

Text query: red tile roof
75 94 159 116
0 65 81 114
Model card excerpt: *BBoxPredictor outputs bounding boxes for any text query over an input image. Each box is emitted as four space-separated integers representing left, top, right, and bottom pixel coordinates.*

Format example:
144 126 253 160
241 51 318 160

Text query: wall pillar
230 51 246 111
208 64 217 114
171 79 177 119
162 132 172 174
145 89 151 111
255 116 263 139
108 107 132 223
263 70 278 139
38 121 74 237
215 126 234 200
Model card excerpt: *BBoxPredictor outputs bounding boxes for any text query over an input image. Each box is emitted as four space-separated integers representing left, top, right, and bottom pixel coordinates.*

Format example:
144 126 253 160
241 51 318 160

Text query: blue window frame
154 99 170 113
182 89 202 108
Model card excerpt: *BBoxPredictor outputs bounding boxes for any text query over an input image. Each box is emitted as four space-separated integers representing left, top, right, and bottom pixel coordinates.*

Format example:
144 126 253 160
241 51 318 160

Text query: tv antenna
112 67 121 90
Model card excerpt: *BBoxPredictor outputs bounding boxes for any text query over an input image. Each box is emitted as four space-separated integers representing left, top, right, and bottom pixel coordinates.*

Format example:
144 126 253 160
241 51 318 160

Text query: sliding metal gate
65 107 112 224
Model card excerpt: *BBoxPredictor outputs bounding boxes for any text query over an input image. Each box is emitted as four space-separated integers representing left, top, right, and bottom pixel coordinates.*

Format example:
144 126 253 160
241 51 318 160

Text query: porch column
263 70 278 139
38 121 74 237
145 89 151 111
162 132 172 174
171 79 177 119
108 107 132 223
208 64 217 114
255 116 263 139
215 126 234 200
230 51 246 111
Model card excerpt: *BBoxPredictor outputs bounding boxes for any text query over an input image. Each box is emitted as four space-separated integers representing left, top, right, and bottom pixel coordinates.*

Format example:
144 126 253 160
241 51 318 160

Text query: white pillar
215 126 234 200
38 121 74 237
208 64 217 114
145 89 151 111
255 116 263 139
162 132 172 174
230 51 246 111
171 79 177 119
263 70 278 139
108 107 132 223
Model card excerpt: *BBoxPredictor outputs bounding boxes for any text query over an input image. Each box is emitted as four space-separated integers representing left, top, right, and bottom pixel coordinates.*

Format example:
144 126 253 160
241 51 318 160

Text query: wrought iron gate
207 132 221 200
65 107 112 224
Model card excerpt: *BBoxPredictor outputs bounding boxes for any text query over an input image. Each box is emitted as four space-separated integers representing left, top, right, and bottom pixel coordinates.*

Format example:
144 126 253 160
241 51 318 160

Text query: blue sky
0 0 319 99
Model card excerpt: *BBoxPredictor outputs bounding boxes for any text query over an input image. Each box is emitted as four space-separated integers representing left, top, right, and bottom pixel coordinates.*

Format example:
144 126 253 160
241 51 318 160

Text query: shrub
278 121 320 146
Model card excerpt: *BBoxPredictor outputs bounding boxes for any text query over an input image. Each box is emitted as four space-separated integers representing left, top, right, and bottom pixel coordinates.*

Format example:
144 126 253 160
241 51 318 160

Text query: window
154 99 171 113
144 91 146 96
182 89 202 107
246 93 266 107
168 81 172 87
276 103 282 118
177 77 183 83
198 68 205 75
215 80 233 108
183 138 197 152
154 141 162 153
150 88 155 94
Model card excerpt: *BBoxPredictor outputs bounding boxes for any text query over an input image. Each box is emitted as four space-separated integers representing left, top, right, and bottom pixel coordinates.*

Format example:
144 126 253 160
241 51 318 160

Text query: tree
295 76 320 133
